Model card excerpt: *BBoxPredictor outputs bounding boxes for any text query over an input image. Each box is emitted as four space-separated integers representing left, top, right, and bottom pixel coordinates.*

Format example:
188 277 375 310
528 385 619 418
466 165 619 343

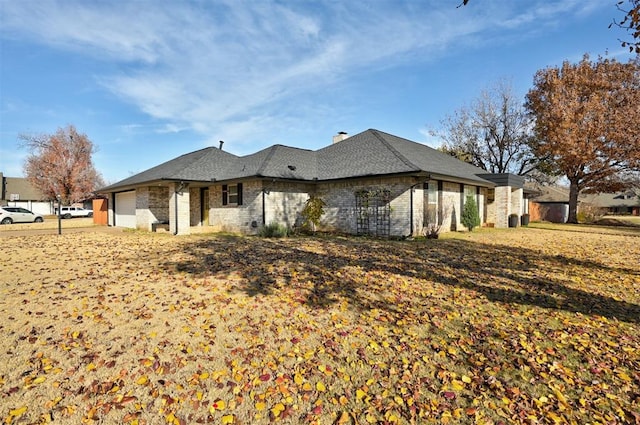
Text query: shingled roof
317 129 493 184
1 174 47 201
100 129 494 192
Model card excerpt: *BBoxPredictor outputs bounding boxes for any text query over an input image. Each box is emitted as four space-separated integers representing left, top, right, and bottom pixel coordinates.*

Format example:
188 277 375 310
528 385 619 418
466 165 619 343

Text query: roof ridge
271 144 314 152
168 147 234 179
369 129 420 171
255 145 279 176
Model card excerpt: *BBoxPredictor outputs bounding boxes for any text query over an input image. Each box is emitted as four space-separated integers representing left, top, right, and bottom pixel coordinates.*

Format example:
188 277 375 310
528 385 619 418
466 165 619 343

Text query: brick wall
169 183 190 235
189 188 201 226
209 180 264 234
126 177 499 236
316 176 417 237
440 181 462 231
151 187 170 223
511 188 523 218
134 186 169 231
494 186 511 228
135 187 150 230
263 181 311 229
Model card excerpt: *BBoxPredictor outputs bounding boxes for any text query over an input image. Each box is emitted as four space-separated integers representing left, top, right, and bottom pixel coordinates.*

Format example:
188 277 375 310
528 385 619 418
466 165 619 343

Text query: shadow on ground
163 234 640 324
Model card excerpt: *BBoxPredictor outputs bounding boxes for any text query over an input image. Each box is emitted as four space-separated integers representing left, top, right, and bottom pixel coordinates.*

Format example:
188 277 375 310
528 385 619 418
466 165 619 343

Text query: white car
59 206 93 219
0 206 44 224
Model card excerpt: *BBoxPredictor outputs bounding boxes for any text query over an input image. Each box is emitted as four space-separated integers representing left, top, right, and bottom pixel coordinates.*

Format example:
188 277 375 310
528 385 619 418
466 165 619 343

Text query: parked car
0 206 44 224
59 206 93 219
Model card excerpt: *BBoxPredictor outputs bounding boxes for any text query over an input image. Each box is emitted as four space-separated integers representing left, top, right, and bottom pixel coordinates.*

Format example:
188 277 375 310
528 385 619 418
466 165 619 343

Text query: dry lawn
0 224 638 424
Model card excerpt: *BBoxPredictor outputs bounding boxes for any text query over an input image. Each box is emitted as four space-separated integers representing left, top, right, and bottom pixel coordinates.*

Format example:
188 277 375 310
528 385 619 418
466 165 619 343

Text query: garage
115 191 136 229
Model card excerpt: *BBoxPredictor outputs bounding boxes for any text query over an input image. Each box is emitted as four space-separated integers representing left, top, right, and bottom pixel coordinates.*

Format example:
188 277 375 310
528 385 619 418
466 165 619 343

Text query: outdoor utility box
92 198 108 225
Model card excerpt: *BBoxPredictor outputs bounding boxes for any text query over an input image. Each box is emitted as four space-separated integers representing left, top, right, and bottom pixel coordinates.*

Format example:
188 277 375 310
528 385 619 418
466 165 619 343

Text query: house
581 191 640 216
99 129 527 236
0 172 54 215
528 184 640 222
527 185 571 223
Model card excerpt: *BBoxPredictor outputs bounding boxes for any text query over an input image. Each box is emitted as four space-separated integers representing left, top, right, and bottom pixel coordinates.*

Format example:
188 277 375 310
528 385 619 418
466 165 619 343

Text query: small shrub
259 222 290 238
461 195 481 231
423 223 441 239
577 204 606 223
423 208 442 239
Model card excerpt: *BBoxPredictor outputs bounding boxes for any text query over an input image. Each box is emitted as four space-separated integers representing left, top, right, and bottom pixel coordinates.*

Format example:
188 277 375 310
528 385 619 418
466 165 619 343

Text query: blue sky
0 0 636 184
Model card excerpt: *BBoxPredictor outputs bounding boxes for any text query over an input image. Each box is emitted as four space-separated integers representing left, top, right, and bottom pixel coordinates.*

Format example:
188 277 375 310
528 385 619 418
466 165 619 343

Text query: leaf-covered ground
1 225 638 424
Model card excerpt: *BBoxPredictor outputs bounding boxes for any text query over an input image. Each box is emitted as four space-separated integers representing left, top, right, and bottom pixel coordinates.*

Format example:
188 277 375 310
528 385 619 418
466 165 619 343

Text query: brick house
99 129 526 236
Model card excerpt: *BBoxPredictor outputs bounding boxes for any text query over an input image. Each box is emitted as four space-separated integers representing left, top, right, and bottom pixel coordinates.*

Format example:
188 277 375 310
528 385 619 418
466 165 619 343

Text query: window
222 183 243 206
425 181 438 224
464 185 476 202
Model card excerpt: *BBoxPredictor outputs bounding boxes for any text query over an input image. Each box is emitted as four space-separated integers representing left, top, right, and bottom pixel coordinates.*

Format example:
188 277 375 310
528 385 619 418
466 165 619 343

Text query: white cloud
1 0 609 149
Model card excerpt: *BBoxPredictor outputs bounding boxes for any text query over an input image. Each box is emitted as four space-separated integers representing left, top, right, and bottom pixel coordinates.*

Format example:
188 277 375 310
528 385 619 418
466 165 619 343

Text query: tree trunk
567 180 580 224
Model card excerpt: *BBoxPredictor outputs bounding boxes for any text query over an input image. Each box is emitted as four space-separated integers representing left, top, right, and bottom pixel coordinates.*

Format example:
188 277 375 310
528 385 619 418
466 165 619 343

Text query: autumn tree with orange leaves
611 0 640 53
525 55 640 224
21 125 104 206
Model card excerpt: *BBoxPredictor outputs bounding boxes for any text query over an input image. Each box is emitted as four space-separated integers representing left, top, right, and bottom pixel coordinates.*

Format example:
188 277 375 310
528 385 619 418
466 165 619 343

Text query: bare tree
431 81 543 178
21 125 104 205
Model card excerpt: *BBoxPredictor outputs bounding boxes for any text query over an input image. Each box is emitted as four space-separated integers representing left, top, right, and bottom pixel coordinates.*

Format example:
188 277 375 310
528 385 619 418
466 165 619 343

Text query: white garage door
115 191 136 229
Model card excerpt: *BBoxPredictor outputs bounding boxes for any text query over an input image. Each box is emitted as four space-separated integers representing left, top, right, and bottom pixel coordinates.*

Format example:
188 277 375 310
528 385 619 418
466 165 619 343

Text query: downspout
174 189 179 235
410 187 414 237
262 190 266 226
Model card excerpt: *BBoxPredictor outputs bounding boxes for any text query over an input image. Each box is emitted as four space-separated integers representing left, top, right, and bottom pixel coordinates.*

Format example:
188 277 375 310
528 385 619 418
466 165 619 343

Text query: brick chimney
332 131 348 144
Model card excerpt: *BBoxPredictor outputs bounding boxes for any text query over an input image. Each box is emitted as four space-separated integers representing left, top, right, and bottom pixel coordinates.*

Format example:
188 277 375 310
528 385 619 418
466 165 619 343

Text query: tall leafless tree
21 125 104 205
432 81 544 178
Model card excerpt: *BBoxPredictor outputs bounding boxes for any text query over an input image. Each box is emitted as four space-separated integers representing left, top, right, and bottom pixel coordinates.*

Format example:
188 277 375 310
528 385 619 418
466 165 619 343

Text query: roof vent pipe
219 140 224 150
332 132 348 144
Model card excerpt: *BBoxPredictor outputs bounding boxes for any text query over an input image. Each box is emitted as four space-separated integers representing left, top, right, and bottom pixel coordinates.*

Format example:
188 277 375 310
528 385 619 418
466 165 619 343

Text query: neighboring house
99 129 527 236
0 172 54 215
581 191 640 216
527 185 571 223
528 184 640 222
